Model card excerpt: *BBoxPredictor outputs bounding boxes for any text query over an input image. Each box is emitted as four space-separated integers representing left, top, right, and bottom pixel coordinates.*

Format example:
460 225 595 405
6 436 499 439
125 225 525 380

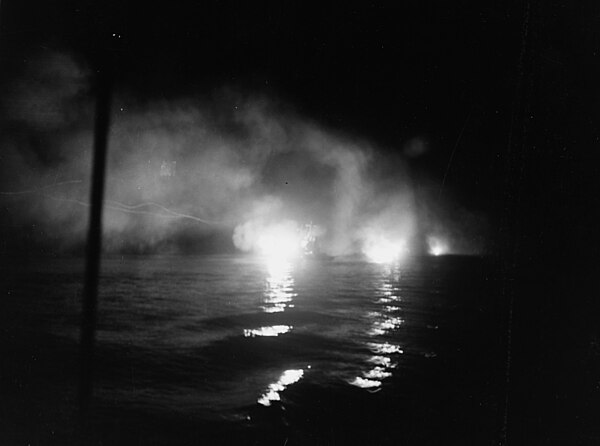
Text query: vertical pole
79 53 112 442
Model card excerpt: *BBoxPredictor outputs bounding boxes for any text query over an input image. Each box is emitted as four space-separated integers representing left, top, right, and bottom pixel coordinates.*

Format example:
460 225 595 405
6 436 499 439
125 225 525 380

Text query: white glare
362 236 408 264
427 236 449 256
256 223 302 263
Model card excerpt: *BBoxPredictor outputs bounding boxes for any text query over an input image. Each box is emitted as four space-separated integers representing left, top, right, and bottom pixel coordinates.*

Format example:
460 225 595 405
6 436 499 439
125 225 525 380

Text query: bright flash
427 236 448 256
255 222 302 263
362 236 407 264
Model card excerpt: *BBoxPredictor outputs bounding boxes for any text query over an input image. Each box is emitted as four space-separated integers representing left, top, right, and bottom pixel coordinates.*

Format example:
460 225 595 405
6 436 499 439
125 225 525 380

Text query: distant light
427 236 449 256
264 258 292 279
363 236 408 264
256 223 302 263
431 246 443 256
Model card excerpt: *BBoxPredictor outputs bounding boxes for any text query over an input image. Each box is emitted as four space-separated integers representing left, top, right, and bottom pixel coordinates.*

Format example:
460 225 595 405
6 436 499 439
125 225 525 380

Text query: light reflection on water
243 261 296 338
349 264 405 390
10 254 474 425
261 262 296 314
368 341 403 355
250 261 304 404
243 325 292 337
257 369 305 406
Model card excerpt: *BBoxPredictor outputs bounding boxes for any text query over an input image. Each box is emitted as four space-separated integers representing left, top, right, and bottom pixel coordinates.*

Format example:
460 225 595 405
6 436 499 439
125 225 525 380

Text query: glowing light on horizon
427 236 449 256
255 222 303 264
258 369 304 406
362 236 408 264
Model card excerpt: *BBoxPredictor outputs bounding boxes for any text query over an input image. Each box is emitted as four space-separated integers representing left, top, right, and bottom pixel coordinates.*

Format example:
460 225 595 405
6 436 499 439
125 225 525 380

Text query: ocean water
0 254 507 445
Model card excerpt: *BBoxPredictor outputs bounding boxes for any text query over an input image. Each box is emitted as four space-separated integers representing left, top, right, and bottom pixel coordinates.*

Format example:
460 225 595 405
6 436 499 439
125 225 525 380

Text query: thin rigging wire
0 181 224 226
438 109 472 200
104 199 220 224
46 195 224 226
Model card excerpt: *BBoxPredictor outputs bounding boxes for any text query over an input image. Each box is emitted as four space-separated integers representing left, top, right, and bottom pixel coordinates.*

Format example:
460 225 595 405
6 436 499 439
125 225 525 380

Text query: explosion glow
427 236 449 256
362 236 408 264
255 222 303 263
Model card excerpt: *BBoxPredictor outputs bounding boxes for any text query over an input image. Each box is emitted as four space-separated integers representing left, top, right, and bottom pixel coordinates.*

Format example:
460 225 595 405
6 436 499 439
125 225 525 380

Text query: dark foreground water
0 254 508 445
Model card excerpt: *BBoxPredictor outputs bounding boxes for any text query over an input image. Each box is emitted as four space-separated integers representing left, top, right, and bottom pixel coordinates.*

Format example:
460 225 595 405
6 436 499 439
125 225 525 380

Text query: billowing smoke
0 51 487 256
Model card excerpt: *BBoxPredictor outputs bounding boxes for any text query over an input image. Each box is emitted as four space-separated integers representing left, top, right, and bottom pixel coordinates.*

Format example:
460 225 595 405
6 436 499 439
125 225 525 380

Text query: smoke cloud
0 52 487 256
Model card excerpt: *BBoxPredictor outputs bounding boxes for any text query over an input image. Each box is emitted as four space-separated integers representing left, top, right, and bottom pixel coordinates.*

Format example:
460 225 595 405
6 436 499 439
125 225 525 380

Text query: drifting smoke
0 51 487 256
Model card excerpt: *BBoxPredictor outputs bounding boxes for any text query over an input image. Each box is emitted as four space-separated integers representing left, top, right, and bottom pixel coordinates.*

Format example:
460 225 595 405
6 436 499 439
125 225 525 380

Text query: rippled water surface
1 254 506 445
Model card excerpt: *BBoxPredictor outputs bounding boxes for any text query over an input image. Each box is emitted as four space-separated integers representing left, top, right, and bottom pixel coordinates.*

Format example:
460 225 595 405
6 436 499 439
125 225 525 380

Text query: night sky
1 0 600 443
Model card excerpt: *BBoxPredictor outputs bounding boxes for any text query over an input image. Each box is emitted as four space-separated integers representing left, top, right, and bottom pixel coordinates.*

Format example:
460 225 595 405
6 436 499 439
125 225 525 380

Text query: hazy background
0 51 487 256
